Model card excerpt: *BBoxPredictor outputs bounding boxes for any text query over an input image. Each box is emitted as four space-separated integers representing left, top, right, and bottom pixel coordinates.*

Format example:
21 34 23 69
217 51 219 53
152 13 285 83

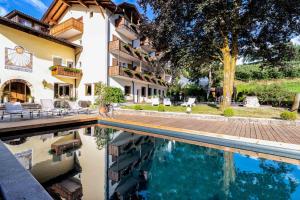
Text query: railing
109 40 140 60
50 17 83 36
109 65 167 86
50 65 82 79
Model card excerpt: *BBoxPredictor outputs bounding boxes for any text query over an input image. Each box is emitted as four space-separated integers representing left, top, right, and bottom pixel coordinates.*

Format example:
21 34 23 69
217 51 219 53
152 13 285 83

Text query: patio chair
163 98 172 106
181 98 196 107
1 102 31 120
66 101 90 114
40 99 64 116
151 97 160 106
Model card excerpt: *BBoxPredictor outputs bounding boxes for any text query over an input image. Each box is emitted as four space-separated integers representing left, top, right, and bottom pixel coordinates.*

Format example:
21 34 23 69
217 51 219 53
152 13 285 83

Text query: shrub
134 105 142 110
157 105 165 112
223 108 235 117
280 111 297 121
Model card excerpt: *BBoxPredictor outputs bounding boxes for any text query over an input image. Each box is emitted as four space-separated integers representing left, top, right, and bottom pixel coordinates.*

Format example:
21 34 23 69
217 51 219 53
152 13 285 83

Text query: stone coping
116 109 300 126
0 141 52 200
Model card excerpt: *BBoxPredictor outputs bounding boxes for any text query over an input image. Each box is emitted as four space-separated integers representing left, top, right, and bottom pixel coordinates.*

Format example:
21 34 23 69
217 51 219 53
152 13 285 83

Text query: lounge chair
66 101 90 114
151 98 159 106
163 98 172 106
181 98 196 107
40 99 64 116
1 102 31 120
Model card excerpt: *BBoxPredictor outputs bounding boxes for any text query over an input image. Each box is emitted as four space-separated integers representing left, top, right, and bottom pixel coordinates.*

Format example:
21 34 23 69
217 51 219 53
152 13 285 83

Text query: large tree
138 0 300 108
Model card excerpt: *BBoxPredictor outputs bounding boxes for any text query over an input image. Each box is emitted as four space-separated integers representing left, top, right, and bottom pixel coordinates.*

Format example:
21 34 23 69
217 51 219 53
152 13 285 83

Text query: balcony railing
140 38 155 52
50 18 83 39
109 65 167 87
50 65 82 79
115 17 139 40
109 40 141 62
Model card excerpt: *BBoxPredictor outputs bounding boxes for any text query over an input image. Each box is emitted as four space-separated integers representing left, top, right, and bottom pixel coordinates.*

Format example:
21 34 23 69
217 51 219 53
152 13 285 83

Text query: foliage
157 104 165 112
94 82 125 106
168 82 207 102
138 0 300 107
280 111 297 121
236 64 300 81
134 104 142 110
237 84 295 107
49 65 81 73
223 108 234 117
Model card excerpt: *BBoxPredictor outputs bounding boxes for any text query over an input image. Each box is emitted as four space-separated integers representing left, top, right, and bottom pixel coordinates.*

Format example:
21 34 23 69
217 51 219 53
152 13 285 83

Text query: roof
0 16 81 49
42 0 142 25
5 10 49 27
42 0 116 25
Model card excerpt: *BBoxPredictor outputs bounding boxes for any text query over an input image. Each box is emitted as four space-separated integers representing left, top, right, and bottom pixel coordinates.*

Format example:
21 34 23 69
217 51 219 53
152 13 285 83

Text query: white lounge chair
67 101 90 114
163 98 172 106
1 102 31 120
181 98 196 107
151 97 160 106
40 99 64 116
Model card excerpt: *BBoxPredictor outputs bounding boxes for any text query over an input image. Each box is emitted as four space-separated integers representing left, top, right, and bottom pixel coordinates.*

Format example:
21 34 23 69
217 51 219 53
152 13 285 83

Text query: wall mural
5 46 33 72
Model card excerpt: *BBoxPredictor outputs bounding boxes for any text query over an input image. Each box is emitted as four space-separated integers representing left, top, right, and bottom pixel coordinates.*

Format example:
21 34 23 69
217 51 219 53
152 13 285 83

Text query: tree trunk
223 152 235 198
221 42 232 110
291 93 300 112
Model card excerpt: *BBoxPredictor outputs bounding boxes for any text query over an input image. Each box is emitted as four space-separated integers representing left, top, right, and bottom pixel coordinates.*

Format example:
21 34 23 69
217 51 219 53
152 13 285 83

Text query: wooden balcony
115 17 139 40
50 17 83 39
140 37 155 52
50 65 82 79
109 40 141 62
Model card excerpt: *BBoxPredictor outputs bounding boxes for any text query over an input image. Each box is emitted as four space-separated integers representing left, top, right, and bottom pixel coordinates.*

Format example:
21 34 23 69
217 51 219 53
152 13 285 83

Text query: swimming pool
2 124 300 199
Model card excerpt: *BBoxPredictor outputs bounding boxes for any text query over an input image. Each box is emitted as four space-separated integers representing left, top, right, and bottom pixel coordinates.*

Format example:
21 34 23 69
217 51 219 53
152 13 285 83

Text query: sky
0 0 150 20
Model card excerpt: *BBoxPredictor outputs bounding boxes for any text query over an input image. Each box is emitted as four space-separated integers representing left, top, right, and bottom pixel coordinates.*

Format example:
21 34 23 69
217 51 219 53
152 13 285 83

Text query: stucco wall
0 24 75 103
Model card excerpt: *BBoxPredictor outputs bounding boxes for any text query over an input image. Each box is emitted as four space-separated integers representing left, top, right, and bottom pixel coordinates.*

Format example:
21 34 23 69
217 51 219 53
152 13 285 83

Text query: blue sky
0 0 150 19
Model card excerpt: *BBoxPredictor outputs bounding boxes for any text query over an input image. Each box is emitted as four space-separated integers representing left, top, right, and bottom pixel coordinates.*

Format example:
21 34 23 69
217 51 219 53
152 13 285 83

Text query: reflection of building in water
107 131 158 199
3 130 83 200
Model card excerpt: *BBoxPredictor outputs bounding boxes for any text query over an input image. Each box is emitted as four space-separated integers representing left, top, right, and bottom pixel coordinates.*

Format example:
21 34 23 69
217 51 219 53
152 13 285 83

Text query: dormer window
19 18 32 27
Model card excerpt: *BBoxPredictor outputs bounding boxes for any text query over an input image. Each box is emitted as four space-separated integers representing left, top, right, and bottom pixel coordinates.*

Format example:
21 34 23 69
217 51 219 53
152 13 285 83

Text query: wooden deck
111 114 300 145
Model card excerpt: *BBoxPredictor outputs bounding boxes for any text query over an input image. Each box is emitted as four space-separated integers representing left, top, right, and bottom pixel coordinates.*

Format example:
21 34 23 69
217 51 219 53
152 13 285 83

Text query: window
85 84 92 96
125 86 131 96
154 89 157 96
148 88 152 97
53 57 62 66
158 90 161 96
54 83 72 98
141 87 146 97
19 18 32 27
67 61 73 68
162 90 165 97
90 12 94 18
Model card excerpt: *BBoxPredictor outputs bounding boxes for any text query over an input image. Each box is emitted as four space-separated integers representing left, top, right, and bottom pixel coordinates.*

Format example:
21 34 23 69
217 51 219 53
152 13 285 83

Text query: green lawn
236 78 300 93
122 104 299 119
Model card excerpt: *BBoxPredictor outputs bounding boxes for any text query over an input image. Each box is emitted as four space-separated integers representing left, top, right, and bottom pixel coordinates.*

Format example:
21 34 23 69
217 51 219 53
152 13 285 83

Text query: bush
223 108 235 117
157 105 165 112
134 105 142 110
280 111 297 121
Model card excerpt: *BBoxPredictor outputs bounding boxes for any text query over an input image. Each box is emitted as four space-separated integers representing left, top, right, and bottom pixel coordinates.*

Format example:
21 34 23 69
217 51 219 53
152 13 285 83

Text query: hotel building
0 0 170 104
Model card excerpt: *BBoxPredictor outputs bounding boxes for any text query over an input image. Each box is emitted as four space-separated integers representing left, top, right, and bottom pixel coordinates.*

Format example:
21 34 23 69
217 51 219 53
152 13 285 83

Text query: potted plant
95 82 108 114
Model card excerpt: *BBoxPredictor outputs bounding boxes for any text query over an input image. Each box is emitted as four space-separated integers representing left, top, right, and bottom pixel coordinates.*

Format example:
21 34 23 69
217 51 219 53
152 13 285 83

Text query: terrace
115 17 139 40
50 17 83 39
50 65 82 79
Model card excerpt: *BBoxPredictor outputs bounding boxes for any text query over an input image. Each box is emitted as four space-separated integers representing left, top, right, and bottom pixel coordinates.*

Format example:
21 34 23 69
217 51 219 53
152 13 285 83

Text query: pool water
2 125 300 200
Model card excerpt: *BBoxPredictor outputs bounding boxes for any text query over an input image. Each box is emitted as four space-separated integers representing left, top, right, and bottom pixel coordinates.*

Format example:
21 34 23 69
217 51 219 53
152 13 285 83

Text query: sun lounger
151 98 159 106
181 98 196 107
1 102 31 120
66 101 90 114
163 98 172 106
40 99 64 116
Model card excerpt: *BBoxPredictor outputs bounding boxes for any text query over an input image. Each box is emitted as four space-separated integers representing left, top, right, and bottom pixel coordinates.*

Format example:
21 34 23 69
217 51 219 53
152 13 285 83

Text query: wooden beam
60 0 71 7
77 0 88 8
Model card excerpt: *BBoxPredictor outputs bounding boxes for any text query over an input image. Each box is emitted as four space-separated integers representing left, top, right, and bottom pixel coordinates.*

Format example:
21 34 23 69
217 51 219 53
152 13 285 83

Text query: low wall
115 109 300 126
0 141 52 200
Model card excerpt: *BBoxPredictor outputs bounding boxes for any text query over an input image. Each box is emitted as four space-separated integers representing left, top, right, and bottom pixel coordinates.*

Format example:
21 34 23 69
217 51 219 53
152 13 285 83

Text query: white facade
0 2 168 104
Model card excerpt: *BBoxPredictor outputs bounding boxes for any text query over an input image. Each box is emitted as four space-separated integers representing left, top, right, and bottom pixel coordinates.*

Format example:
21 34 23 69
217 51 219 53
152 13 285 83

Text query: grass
122 104 299 119
236 78 300 93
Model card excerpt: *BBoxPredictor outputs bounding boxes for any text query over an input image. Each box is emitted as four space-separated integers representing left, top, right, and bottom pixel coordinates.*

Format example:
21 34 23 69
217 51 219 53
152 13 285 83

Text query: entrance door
3 81 30 103
136 89 140 103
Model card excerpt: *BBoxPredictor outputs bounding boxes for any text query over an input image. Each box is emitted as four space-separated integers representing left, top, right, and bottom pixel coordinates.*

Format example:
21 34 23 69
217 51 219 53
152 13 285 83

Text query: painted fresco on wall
5 46 33 72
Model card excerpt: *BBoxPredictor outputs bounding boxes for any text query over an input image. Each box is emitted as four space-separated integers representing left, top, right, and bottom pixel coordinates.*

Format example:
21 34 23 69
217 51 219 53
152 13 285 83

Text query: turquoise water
2 125 300 200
